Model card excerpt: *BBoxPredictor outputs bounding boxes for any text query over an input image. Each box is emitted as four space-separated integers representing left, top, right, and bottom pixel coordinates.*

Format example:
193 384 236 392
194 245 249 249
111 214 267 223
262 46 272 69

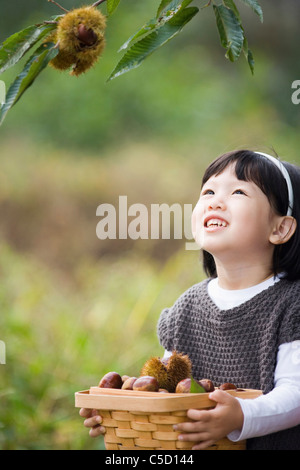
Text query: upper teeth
206 219 227 227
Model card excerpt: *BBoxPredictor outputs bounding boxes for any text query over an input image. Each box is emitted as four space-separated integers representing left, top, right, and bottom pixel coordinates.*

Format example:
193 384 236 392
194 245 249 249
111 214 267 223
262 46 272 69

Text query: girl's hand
173 390 244 450
79 408 106 438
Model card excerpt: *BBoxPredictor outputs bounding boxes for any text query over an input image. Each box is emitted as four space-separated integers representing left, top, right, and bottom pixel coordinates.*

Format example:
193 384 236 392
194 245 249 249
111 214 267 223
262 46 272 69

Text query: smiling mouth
205 218 228 228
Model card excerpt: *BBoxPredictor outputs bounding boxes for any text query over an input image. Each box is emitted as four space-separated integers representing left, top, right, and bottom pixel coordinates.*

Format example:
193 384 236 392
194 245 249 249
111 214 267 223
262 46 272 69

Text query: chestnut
99 371 123 389
175 378 191 393
122 377 138 390
198 378 215 392
132 376 159 392
77 24 98 46
219 382 237 391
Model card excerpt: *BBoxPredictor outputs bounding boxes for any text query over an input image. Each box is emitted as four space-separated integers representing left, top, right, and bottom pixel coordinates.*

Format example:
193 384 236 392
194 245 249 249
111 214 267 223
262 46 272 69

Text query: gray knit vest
157 278 300 450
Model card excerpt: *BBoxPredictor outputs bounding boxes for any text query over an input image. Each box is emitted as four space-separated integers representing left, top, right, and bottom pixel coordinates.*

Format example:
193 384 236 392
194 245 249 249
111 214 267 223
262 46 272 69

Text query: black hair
201 149 300 281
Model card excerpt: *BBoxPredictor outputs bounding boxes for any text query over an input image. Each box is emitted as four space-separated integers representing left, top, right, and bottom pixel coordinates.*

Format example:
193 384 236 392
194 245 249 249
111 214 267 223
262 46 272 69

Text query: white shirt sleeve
228 341 300 441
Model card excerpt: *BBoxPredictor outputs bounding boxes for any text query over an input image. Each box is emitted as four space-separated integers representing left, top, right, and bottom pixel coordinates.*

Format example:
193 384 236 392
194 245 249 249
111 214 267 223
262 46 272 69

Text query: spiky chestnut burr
140 351 192 393
48 6 106 76
141 357 168 390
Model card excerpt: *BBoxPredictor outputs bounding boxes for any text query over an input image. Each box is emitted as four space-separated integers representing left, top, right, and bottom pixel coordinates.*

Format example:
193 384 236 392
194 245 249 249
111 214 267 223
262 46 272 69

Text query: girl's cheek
191 207 198 239
191 205 203 243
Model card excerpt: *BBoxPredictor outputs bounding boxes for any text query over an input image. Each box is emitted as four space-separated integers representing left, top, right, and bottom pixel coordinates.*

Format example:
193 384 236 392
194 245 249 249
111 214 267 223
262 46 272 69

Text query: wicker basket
75 386 261 450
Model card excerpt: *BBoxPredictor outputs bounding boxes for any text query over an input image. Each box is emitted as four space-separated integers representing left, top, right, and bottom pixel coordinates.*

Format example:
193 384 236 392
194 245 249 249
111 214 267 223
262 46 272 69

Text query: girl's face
192 165 280 264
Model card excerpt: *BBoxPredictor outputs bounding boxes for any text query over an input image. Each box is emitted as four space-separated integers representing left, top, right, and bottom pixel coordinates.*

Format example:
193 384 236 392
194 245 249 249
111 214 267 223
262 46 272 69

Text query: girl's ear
270 216 297 245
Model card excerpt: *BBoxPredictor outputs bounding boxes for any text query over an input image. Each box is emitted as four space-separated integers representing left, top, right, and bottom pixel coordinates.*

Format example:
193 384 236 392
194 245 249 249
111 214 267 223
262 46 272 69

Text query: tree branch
92 0 107 7
48 0 69 13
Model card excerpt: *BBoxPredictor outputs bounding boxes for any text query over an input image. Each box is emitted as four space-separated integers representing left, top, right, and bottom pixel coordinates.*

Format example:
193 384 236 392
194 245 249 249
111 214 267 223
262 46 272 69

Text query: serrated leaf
243 37 254 74
156 0 194 18
109 6 198 81
238 0 263 22
247 48 254 73
223 0 241 22
0 42 58 126
119 0 194 52
107 0 121 15
213 4 244 61
190 377 206 393
0 22 58 75
118 17 158 52
157 0 174 18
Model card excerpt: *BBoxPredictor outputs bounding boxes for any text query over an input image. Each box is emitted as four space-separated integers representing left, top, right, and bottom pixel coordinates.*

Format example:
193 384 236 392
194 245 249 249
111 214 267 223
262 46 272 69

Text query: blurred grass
0 234 203 449
0 140 207 450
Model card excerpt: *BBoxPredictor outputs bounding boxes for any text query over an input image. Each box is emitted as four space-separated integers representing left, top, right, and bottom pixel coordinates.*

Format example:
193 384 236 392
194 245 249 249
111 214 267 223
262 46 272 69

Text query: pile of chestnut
98 371 237 394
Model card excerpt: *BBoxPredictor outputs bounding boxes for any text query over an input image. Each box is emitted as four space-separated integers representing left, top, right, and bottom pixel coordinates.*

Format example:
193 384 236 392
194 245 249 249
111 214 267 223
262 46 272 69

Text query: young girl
80 149 300 450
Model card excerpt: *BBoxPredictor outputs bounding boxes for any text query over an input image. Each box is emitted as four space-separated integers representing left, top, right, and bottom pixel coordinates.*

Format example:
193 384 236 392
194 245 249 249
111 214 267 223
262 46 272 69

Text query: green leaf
0 42 58 126
221 5 255 73
243 37 254 74
107 0 121 15
238 0 263 22
213 4 244 61
190 377 206 393
109 6 199 81
246 48 254 73
118 17 158 52
156 0 194 18
119 0 195 52
222 0 241 22
157 0 174 18
0 22 58 75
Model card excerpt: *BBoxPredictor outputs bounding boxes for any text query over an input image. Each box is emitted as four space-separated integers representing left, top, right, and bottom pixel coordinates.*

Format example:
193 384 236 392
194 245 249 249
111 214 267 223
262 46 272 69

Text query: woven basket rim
75 387 262 413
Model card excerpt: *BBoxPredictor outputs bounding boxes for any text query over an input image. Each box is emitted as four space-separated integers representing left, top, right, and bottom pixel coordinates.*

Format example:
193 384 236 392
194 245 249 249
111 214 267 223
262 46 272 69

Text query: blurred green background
1 0 300 449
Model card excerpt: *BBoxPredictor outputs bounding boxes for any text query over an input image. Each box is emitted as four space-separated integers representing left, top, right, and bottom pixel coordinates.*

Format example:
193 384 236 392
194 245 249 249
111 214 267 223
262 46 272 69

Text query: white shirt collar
208 275 281 310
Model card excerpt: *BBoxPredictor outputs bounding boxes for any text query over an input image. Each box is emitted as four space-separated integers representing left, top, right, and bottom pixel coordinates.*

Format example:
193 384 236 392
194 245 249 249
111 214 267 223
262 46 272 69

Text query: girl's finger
177 432 208 442
79 408 92 418
89 425 106 438
84 415 102 428
173 420 206 433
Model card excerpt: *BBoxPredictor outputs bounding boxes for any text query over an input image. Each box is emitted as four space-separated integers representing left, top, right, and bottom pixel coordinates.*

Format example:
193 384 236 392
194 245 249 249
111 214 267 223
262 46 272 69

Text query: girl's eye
233 189 246 195
201 189 214 196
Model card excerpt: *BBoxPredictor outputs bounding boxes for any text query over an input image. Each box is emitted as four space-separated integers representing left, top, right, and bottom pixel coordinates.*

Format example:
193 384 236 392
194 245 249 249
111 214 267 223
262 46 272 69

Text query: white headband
255 152 294 216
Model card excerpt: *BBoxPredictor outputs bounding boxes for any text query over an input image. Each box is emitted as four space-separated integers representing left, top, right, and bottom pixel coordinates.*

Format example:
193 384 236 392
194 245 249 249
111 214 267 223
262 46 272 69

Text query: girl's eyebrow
201 179 255 195
202 177 250 187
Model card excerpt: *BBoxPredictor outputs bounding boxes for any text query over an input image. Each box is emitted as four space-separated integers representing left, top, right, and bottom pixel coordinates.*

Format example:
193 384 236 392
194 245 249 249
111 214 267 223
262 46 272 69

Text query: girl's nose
208 197 225 211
